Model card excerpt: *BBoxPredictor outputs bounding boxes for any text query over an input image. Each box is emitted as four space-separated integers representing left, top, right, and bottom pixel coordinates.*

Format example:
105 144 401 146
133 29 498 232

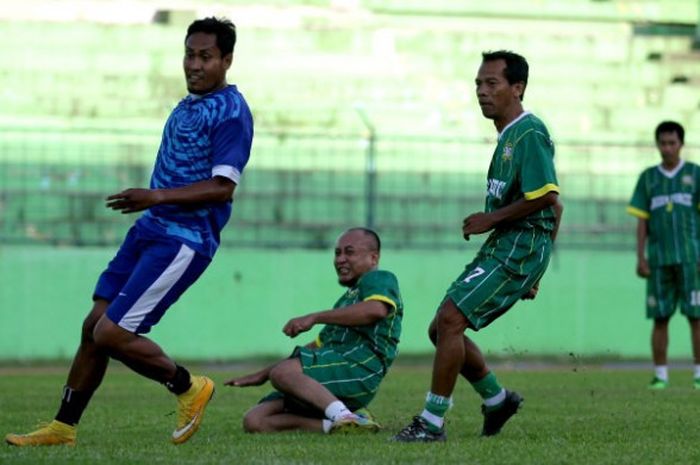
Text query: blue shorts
94 226 211 334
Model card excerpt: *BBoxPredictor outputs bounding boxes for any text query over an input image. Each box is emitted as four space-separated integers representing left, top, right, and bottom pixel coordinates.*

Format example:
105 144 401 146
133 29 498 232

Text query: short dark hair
346 227 381 253
482 50 529 101
186 17 237 57
655 120 685 144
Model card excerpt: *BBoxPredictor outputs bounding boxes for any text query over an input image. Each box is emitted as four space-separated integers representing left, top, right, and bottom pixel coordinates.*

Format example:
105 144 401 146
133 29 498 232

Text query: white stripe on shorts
118 244 196 332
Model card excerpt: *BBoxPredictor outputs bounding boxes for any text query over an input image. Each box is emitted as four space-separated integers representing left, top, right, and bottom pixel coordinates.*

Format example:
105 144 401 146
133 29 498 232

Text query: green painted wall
0 245 695 361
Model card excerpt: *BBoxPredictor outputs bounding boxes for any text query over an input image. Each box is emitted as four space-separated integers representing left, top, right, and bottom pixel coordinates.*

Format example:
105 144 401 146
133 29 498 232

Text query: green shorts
444 252 549 330
646 263 700 320
259 345 385 416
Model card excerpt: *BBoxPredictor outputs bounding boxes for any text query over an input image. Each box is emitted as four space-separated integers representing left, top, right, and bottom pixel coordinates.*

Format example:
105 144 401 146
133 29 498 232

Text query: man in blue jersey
627 121 700 390
225 228 402 435
6 17 253 447
393 51 562 442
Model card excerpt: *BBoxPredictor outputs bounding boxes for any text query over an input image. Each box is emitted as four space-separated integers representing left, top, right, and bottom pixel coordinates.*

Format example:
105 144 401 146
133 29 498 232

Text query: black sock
165 364 192 395
55 385 93 426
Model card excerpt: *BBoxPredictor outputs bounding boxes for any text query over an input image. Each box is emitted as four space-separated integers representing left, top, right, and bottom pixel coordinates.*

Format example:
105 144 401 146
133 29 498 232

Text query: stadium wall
0 245 695 361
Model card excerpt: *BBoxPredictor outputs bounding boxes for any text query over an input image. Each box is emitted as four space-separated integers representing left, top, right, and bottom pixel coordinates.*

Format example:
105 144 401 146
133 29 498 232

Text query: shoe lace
29 421 54 432
22 421 66 438
397 416 428 437
176 395 195 426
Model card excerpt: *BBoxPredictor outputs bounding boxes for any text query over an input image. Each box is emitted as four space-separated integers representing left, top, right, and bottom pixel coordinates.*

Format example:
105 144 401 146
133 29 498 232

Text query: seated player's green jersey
627 160 700 266
317 269 403 371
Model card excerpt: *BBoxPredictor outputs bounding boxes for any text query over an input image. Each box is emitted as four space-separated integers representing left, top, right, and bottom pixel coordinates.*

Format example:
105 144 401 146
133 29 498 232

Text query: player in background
5 17 253 446
392 50 562 442
226 228 402 434
627 121 700 390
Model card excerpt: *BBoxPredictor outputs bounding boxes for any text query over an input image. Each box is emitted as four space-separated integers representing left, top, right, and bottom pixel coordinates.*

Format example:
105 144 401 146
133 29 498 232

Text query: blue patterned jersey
136 85 254 257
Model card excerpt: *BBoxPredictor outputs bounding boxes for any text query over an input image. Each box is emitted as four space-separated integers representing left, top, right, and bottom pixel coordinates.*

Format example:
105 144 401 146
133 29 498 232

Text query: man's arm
636 218 651 278
283 300 390 338
225 299 391 386
224 340 319 387
105 176 235 214
550 197 564 242
463 191 559 239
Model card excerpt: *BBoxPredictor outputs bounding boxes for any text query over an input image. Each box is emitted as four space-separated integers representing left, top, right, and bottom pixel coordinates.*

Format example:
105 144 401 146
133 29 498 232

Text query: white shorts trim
117 244 196 332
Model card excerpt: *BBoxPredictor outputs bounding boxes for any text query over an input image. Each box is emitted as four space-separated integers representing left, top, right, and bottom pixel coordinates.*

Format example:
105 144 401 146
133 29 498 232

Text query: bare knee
435 301 470 336
81 300 109 343
242 401 282 433
91 322 112 350
268 359 301 392
92 315 128 351
81 316 99 343
428 319 437 346
242 410 265 433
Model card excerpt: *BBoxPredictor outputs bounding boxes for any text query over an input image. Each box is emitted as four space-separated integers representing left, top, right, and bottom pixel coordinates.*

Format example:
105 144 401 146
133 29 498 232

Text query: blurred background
1 0 699 362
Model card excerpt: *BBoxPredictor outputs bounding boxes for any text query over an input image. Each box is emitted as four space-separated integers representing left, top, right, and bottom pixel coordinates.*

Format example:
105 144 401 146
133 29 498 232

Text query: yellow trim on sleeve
524 183 559 200
626 206 650 219
364 294 397 310
314 335 323 348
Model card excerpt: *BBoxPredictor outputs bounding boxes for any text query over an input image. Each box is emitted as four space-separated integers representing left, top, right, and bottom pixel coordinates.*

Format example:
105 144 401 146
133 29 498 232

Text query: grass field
1 361 698 465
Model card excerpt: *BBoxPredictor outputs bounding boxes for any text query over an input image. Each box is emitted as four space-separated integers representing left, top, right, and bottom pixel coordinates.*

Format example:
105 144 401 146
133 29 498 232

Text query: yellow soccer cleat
353 407 382 429
329 413 381 434
5 420 76 447
171 375 215 445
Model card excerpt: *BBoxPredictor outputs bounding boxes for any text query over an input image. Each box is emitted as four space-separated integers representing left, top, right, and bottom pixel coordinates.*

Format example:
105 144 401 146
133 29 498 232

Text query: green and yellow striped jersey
317 269 403 370
477 112 559 275
486 112 559 231
627 160 700 266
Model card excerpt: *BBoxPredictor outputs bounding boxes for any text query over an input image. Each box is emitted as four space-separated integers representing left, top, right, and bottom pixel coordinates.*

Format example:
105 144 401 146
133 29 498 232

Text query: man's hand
462 212 496 241
636 258 651 278
521 282 539 300
283 314 317 338
106 188 162 214
224 370 269 387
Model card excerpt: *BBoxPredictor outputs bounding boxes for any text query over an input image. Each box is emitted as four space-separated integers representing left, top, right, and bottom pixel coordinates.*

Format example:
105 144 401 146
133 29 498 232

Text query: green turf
1 363 698 464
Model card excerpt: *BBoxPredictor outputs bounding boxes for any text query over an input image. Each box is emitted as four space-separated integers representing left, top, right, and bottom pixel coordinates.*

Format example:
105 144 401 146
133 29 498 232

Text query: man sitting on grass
225 227 402 434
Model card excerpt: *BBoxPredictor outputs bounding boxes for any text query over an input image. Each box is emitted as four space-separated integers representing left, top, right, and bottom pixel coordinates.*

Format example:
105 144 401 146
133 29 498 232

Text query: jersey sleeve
627 172 650 219
210 103 254 185
358 270 401 312
517 130 559 200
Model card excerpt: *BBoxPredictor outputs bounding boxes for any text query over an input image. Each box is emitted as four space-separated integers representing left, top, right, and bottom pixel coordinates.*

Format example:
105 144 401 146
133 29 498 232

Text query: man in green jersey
627 121 700 390
393 50 562 442
225 227 402 433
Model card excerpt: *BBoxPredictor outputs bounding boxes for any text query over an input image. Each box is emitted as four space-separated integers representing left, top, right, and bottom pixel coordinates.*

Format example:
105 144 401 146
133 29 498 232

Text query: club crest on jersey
501 143 513 161
682 175 694 186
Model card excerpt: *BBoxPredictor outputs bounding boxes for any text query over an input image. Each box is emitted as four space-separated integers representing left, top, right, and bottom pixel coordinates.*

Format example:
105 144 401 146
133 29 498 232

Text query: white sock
483 388 506 407
420 409 444 429
694 365 700 379
654 365 668 381
322 419 332 434
324 400 352 421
